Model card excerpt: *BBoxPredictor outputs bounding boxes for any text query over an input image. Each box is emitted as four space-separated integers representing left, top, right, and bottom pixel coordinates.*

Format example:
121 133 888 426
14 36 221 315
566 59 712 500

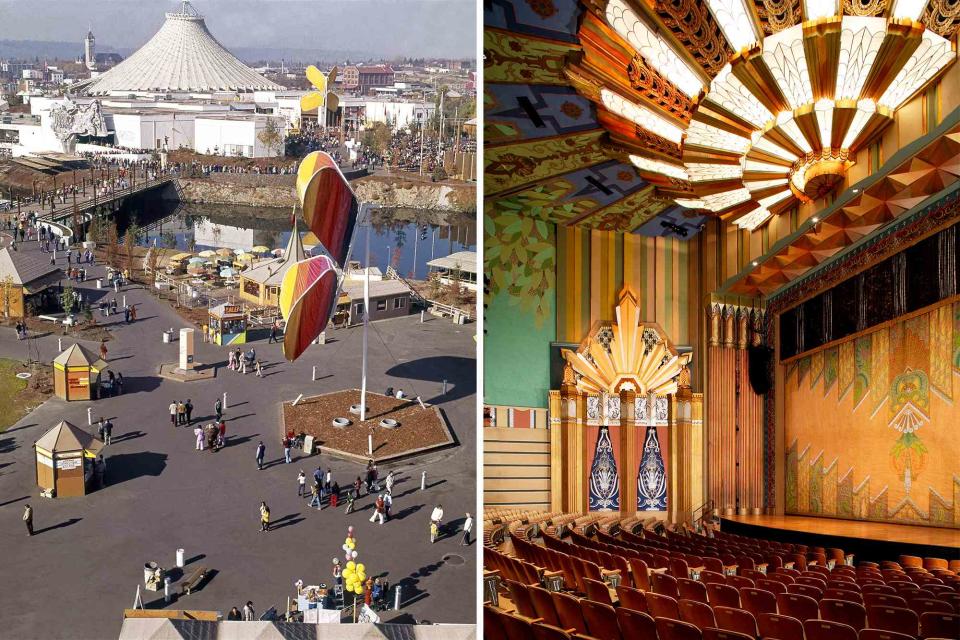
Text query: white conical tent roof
84 2 283 95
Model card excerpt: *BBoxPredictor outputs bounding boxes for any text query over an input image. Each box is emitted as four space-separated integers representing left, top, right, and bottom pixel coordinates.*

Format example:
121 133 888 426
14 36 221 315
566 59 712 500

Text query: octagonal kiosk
53 343 109 401
35 420 104 497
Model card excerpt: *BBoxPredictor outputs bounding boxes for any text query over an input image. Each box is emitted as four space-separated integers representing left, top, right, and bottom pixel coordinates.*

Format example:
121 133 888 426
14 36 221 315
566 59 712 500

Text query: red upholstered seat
857 629 915 640
646 591 680 620
777 592 819 622
819 598 866 633
485 604 507 639
822 588 863 604
678 578 709 604
671 557 691 580
713 606 758 637
767 572 796 585
908 596 954 616
500 610 536 640
583 578 613 606
679 598 716 631
552 591 589 635
866 605 919 637
701 629 754 640
656 617 703 640
530 586 564 627
863 593 908 608
505 579 539 619
653 571 681 599
739 587 777 619
579 599 620 640
700 570 726 585
803 619 858 640
919 611 960 639
757 613 805 640
532 623 574 640
615 585 648 613
615 607 657 639
629 558 651 592
797 576 828 590
861 585 897 597
756 578 787 594
707 583 741 608
786 582 823 600
703 557 724 575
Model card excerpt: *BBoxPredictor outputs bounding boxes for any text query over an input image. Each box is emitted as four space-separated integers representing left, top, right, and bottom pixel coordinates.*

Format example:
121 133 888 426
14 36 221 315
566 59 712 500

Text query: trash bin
163 331 171 343
176 548 185 568
144 561 158 584
96 279 102 289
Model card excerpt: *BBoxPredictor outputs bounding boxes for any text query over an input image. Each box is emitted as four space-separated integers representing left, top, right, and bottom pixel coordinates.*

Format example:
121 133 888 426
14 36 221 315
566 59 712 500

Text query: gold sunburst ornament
300 65 340 114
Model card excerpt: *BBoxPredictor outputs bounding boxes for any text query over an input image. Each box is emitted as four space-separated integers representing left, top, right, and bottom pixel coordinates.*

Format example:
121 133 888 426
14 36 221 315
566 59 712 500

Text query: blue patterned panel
634 205 708 238
589 426 620 511
485 0 582 42
637 426 667 511
486 84 599 144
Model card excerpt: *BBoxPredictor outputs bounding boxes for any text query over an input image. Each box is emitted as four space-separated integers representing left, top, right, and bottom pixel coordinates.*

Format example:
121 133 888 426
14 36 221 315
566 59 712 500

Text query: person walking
227 350 235 371
256 441 265 470
185 399 193 425
97 417 105 441
169 401 178 426
307 482 321 509
23 504 33 536
369 495 385 525
382 491 392 521
353 476 363 500
99 340 108 361
215 397 223 421
116 373 124 394
461 513 473 546
324 468 332 494
314 466 323 487
283 436 291 464
259 502 270 532
102 418 113 446
297 470 306 496
194 426 204 451
330 481 340 508
242 601 255 620
227 606 242 621
218 420 226 448
430 504 444 542
385 470 395 495
177 401 186 426
255 359 263 377
268 323 277 344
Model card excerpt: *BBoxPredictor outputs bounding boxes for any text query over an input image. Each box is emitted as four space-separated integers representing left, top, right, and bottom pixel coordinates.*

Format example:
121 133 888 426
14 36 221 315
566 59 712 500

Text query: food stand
34 420 104 497
208 303 247 346
53 343 109 401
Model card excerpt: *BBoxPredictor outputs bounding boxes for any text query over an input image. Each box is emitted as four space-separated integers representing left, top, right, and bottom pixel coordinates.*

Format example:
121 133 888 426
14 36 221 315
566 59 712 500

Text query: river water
111 197 475 279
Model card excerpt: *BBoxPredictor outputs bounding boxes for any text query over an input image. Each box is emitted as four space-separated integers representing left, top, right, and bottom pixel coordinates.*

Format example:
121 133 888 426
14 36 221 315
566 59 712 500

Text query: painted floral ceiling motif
485 0 959 236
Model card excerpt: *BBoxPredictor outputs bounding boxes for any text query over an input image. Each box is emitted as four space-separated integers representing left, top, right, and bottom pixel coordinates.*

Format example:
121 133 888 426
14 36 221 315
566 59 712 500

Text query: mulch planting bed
281 389 452 461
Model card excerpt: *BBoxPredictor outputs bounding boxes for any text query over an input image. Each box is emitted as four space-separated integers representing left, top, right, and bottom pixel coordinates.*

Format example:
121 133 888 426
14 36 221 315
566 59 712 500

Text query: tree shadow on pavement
106 451 168 485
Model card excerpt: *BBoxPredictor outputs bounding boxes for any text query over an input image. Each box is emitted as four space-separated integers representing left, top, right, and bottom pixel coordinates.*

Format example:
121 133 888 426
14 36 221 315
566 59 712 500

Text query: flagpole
360 207 370 423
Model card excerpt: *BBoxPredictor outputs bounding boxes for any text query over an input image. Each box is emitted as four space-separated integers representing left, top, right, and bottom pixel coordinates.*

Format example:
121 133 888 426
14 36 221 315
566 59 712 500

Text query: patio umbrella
187 265 206 275
216 248 234 257
220 267 236 278
279 254 337 361
188 257 207 264
296 151 358 266
198 250 216 258
234 248 247 255
251 245 270 254
169 252 192 262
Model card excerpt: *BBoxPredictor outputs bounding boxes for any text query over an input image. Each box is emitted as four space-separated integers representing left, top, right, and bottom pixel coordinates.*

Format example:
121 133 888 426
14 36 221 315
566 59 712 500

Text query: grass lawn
0 358 53 431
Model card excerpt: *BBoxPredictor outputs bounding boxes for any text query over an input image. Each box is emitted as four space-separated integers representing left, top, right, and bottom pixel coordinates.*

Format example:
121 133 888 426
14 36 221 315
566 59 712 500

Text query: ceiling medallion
790 149 853 200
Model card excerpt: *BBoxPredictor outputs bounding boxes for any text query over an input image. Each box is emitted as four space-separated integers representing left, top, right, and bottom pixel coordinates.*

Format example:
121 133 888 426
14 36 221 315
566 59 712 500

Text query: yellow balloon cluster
344 537 356 550
341 560 369 596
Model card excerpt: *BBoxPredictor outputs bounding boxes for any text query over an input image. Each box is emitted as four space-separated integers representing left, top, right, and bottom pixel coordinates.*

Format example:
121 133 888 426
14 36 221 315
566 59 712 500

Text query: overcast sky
0 0 477 59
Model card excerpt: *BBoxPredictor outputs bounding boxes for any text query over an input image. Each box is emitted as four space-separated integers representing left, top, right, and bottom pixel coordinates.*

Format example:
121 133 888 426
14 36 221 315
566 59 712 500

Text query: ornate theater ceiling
485 0 959 237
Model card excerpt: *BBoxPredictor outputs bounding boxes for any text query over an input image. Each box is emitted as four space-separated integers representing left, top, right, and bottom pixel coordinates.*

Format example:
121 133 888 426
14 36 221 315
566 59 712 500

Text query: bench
180 566 207 595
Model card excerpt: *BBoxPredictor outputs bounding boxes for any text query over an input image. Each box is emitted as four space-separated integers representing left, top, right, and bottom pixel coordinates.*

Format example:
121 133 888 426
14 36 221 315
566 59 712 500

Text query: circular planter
379 418 400 429
348 404 366 415
332 417 351 429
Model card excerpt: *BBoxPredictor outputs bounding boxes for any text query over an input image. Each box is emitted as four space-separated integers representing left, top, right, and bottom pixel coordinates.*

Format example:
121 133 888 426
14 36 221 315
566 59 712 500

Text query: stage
721 514 960 564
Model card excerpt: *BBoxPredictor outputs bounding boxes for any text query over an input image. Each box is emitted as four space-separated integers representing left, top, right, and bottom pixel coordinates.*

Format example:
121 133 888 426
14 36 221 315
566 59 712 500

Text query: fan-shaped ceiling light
580 0 957 231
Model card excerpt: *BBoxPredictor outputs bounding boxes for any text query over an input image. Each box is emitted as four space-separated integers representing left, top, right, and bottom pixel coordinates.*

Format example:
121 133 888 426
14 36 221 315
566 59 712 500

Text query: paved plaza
0 239 477 639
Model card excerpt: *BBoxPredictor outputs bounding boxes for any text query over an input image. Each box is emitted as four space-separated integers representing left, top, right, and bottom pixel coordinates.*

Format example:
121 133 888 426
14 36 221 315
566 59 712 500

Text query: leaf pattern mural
484 209 556 326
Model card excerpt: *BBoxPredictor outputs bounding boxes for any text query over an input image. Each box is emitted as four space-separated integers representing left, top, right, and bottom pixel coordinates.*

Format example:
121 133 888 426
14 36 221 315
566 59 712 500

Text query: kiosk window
376 300 386 311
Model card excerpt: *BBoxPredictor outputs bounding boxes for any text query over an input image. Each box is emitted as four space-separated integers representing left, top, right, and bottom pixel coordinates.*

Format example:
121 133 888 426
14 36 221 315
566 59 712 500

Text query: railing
29 176 174 223
428 300 472 321
692 499 716 529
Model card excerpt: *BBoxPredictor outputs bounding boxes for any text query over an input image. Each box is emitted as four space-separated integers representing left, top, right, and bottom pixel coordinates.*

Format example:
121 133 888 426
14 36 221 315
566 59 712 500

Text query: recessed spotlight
811 217 819 223
852 188 859 193
751 261 758 266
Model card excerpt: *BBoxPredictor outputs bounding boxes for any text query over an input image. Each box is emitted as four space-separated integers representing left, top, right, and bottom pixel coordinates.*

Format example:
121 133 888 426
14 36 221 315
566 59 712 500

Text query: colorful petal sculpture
279 254 338 361
296 151 358 266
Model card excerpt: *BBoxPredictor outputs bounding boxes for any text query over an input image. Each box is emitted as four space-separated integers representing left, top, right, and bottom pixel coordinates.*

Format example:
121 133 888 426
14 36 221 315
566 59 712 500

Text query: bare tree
257 117 285 156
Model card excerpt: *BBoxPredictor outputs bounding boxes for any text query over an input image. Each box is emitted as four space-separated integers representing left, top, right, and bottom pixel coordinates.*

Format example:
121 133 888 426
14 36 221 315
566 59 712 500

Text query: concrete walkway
0 236 477 638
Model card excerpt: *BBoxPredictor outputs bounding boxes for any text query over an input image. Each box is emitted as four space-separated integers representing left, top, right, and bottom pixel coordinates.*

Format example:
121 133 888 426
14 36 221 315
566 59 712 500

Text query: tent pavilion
34 420 104 497
238 225 307 308
53 343 109 401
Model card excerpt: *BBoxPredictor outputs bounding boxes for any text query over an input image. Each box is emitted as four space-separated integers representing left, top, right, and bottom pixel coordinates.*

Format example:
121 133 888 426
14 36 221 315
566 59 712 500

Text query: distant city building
84 29 97 70
342 65 395 95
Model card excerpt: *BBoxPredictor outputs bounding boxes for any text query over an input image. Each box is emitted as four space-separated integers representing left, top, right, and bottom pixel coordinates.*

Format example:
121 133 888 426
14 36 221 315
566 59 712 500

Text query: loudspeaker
748 345 773 395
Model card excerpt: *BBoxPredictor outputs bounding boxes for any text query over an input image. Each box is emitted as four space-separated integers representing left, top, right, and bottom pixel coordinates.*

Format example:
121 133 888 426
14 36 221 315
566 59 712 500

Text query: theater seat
863 593 907 608
529 585 564 628
908 596 953 616
707 583 741 608
866 605 919 637
820 598 866 633
858 630 915 640
552 591 589 635
777 592 819 622
652 572 681 599
679 598 716 631
919 611 960 639
615 585 647 613
656 617 703 640
739 587 777 619
678 578 709 604
803 619 858 640
579 599 620 640
505 579 539 619
757 613 804 640
583 578 613 606
702 629 754 640
532 623 574 640
713 606 757 637
646 592 680 620
615 607 656 638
